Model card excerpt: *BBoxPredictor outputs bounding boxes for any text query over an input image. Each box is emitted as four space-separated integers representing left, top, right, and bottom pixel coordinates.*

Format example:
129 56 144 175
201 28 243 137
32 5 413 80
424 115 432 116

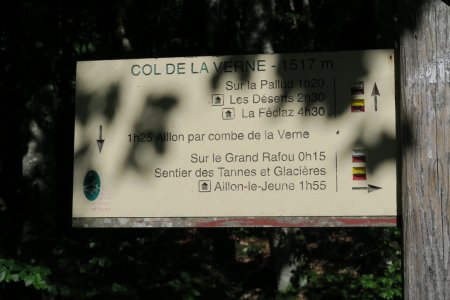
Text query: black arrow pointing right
352 184 382 193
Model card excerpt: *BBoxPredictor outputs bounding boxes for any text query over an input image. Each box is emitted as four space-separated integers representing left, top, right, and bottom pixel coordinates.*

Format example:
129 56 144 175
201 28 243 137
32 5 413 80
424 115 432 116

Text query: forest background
0 1 404 299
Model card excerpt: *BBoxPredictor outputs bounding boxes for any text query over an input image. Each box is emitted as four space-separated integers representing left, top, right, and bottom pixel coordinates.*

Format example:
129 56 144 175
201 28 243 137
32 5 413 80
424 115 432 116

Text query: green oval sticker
83 170 101 201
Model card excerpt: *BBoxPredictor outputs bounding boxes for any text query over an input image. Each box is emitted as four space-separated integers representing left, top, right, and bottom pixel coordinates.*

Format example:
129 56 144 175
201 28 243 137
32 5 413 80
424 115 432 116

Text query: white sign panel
73 50 397 223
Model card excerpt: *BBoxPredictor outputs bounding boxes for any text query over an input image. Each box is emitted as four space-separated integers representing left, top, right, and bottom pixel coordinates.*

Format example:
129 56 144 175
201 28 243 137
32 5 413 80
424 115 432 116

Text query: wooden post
399 0 450 298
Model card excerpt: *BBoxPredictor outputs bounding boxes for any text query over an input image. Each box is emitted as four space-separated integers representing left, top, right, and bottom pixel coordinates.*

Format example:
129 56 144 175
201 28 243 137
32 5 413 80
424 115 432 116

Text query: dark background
0 1 403 299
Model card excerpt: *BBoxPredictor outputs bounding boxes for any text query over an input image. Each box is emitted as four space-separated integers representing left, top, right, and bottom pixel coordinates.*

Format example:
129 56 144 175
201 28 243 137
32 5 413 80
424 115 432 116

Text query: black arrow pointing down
97 125 104 153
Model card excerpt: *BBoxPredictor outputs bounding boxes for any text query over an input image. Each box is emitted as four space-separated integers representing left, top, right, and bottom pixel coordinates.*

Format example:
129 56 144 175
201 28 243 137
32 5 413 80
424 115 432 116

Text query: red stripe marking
352 157 366 163
196 217 397 227
353 174 367 180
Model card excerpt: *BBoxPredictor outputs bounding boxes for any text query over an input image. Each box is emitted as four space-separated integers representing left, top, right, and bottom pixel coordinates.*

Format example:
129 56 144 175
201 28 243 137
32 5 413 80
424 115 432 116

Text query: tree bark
399 0 450 298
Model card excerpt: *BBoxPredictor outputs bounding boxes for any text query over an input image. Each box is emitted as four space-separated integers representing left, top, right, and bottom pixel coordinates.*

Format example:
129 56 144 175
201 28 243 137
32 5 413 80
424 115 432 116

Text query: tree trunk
399 0 450 298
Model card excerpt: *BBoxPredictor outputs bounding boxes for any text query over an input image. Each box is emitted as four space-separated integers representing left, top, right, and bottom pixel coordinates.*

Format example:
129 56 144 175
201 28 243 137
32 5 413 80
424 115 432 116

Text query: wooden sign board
72 50 397 227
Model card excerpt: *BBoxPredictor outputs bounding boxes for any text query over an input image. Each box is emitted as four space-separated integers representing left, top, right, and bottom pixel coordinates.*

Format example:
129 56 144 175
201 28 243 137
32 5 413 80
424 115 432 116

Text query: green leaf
10 274 20 282
0 271 6 282
24 276 34 287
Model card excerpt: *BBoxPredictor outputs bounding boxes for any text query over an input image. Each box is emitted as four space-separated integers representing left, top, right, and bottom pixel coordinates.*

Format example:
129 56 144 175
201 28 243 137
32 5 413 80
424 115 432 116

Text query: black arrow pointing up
352 184 382 193
97 125 104 153
371 83 380 111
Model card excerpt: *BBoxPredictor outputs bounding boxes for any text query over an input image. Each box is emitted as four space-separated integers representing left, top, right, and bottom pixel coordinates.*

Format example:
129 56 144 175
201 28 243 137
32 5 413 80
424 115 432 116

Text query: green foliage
277 228 402 300
166 271 211 300
0 259 51 291
305 262 402 300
